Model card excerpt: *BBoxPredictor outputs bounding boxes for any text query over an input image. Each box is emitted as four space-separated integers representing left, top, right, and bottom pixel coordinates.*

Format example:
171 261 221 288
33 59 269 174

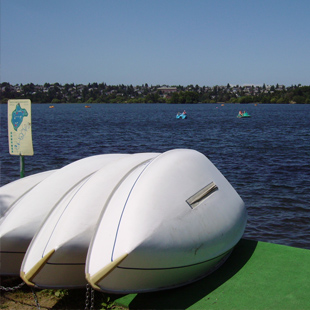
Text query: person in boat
183 110 187 115
238 110 243 116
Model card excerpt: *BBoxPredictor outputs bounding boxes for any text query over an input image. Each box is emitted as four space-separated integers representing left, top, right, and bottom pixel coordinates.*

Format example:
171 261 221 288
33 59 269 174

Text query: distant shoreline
1 102 308 105
1 82 310 104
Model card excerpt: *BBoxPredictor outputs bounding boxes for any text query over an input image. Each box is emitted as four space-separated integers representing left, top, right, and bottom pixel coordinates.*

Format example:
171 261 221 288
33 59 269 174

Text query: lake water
1 103 309 249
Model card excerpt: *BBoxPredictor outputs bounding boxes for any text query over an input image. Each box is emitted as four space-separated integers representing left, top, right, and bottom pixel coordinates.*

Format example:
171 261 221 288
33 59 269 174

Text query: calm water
0 103 309 249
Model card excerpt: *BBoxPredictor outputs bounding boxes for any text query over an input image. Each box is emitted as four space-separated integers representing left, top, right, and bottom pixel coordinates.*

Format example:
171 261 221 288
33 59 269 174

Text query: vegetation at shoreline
0 276 122 309
1 82 310 104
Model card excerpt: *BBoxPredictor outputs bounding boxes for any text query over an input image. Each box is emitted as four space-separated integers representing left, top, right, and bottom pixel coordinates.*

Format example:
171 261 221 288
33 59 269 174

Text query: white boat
2 149 247 292
0 170 57 218
20 153 159 288
0 154 127 275
85 149 247 293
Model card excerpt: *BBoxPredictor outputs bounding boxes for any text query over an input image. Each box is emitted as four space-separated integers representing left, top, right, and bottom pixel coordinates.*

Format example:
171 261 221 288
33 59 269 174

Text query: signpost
8 99 34 178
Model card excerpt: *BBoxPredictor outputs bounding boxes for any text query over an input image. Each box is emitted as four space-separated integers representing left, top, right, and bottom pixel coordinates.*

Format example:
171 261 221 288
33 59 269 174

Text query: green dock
112 239 310 309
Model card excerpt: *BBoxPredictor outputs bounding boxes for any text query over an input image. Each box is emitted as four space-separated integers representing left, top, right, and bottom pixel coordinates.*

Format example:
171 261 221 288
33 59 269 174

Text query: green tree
184 91 199 103
168 92 180 103
292 96 305 103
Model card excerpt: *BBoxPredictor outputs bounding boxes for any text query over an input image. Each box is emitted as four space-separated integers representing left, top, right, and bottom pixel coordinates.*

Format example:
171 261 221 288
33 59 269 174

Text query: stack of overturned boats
0 149 247 294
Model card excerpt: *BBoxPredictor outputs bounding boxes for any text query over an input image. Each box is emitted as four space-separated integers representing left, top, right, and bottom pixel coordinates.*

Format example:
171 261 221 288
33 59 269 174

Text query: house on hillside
157 86 177 98
157 87 177 94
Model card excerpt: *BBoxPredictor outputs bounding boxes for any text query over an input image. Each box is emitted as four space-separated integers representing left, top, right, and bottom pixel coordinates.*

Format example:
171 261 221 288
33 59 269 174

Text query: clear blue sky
1 0 310 86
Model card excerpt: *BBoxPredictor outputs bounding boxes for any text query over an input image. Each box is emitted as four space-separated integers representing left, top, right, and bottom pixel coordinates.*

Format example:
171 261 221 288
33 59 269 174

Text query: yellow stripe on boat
88 253 128 287
20 249 55 286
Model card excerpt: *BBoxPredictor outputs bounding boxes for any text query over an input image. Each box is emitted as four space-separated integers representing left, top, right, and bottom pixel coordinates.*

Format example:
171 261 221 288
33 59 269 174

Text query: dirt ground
0 277 123 310
0 276 61 309
1 290 58 309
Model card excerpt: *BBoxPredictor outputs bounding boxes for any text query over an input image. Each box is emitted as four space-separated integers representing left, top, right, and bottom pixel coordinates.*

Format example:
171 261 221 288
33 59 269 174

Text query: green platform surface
111 239 310 309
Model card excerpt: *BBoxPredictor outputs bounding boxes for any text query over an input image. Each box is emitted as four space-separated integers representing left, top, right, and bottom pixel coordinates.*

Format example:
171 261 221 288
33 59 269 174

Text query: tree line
1 82 310 104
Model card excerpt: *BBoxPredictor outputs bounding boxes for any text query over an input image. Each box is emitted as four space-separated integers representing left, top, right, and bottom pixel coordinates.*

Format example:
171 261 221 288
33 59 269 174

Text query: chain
85 284 95 310
90 286 95 310
85 283 90 310
1 281 41 309
2 280 95 310
0 281 25 291
31 287 41 309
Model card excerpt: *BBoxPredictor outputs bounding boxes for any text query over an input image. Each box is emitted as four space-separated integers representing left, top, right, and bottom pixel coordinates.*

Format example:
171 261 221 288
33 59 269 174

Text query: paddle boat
176 110 187 119
237 111 251 118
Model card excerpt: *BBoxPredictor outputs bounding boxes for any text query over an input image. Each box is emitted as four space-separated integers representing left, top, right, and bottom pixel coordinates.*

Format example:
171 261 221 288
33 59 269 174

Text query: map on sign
11 103 29 131
8 99 34 156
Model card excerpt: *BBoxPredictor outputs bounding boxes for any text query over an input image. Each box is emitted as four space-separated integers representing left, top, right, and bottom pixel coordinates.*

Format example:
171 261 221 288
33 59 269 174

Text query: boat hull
86 149 247 293
20 153 159 288
237 113 251 118
1 149 247 292
0 170 57 218
90 250 231 294
0 154 127 275
176 113 187 119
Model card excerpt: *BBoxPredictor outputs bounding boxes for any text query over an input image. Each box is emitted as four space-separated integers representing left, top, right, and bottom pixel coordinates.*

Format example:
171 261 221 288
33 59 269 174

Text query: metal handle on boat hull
186 182 218 209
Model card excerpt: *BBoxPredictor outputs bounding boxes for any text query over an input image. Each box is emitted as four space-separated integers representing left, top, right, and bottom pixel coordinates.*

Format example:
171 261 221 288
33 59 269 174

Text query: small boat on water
49 106 54 108
237 111 251 118
1 149 247 293
176 110 187 119
85 105 91 108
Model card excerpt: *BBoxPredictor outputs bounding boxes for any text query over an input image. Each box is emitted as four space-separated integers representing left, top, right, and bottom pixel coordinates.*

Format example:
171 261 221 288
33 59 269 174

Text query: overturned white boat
0 154 127 275
0 170 57 218
1 149 246 292
20 153 159 288
85 149 247 293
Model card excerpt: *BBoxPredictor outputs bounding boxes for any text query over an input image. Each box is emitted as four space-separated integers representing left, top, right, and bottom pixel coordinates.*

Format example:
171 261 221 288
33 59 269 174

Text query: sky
1 0 310 87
